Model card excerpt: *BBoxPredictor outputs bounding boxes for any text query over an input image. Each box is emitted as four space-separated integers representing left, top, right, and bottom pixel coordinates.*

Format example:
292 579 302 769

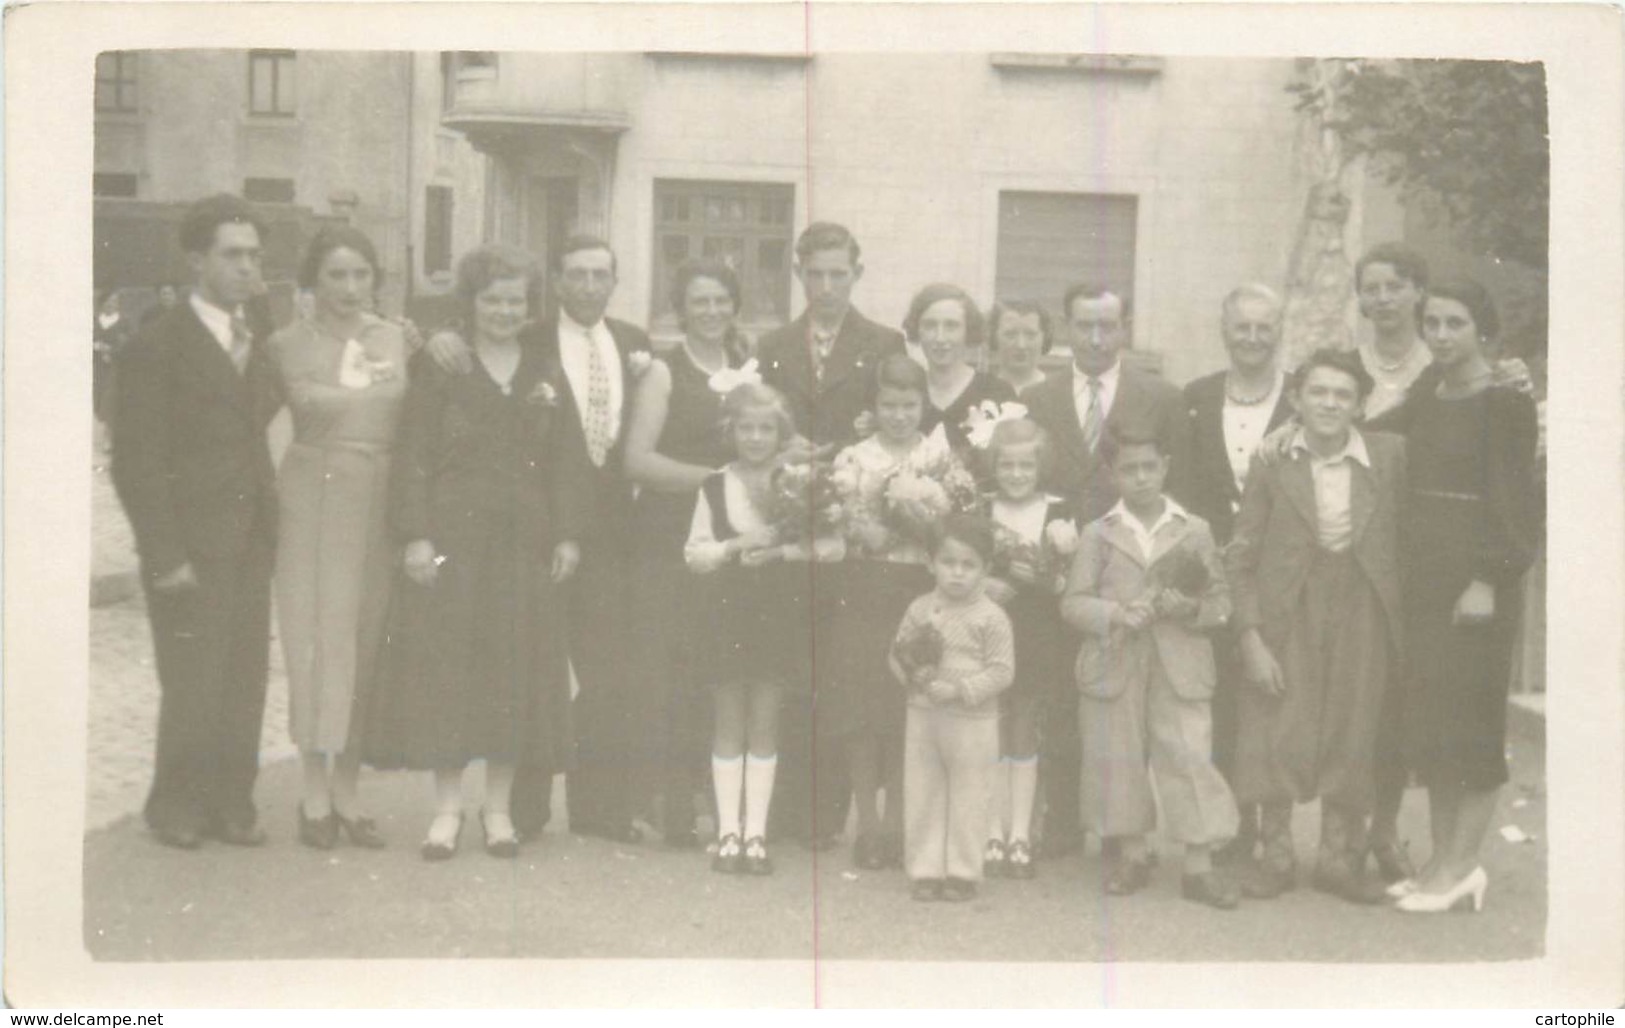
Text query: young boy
1061 430 1241 909
889 515 1015 902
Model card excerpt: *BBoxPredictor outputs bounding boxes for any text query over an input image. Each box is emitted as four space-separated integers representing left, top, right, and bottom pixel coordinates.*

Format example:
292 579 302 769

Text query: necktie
811 327 835 385
229 309 252 375
1083 376 1103 452
583 327 613 467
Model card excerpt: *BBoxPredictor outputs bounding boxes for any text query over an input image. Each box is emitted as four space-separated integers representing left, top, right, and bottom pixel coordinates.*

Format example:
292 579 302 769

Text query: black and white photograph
6 0 1623 1011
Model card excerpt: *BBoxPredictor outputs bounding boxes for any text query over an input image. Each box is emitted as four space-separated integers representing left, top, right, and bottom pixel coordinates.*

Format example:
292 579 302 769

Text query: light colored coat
1061 506 1230 701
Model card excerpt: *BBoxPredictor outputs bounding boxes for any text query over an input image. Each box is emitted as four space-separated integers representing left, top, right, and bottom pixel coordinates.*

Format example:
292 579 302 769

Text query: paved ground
84 424 1548 967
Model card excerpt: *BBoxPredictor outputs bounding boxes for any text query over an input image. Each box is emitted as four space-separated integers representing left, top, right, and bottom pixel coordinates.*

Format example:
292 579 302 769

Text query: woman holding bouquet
978 417 1075 878
825 353 974 869
363 244 589 860
684 382 844 875
272 226 408 849
623 257 752 846
906 284 1017 454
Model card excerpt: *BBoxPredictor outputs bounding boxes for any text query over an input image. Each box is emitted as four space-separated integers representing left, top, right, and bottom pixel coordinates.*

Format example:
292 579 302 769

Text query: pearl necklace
1225 372 1276 407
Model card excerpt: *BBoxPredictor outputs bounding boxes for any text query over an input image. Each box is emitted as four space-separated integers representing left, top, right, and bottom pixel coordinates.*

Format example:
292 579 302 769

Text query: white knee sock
712 755 745 839
1010 756 1039 844
743 753 778 840
989 758 1012 842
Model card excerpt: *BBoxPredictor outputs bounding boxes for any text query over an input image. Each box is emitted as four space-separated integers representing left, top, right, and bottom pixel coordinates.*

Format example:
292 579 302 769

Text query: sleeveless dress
688 468 813 690
270 315 407 753
362 344 590 771
1398 385 1538 791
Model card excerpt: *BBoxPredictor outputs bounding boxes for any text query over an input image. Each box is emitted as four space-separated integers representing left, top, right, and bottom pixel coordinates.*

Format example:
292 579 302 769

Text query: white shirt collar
1289 426 1372 468
189 292 237 352
1073 358 1121 392
559 308 603 338
1107 495 1188 531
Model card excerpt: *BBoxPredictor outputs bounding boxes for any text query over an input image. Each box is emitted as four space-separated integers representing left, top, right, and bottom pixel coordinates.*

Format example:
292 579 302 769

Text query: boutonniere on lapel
626 350 654 379
338 338 398 389
708 357 762 395
526 379 561 408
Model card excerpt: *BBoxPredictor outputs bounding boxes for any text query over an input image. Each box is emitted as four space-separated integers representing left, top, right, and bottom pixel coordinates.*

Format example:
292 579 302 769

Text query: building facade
445 51 1402 383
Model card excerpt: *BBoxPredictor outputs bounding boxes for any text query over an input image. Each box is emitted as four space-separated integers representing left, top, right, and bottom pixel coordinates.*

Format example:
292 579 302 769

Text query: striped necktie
1082 376 1103 452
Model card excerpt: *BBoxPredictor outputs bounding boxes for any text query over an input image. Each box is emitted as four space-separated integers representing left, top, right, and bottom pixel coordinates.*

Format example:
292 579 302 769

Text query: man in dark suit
756 222 906 850
1173 284 1295 867
1023 283 1186 859
427 236 652 843
111 194 283 850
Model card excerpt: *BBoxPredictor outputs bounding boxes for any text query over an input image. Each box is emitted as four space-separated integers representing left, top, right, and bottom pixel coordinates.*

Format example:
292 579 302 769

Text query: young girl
823 354 945 870
978 418 1074 879
684 382 843 875
890 514 1015 901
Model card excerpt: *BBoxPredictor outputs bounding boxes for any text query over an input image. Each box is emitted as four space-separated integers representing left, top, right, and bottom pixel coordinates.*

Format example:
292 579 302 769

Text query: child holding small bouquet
684 382 844 875
978 417 1077 879
1060 429 1240 910
823 354 976 869
889 514 1015 901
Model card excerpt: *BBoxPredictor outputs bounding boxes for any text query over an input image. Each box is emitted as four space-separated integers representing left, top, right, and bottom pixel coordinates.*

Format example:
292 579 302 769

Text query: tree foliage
1291 59 1550 271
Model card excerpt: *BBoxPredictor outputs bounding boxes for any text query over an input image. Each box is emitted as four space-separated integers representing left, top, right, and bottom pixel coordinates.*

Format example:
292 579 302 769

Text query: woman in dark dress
363 244 590 861
622 257 751 845
908 284 1017 455
1383 279 1539 913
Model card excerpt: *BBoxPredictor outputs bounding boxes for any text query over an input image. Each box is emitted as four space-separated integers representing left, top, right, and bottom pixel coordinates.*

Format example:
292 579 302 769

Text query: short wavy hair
1294 347 1375 402
982 416 1053 484
932 513 997 564
988 300 1054 355
794 221 860 264
902 283 985 350
454 244 542 326
873 351 928 398
720 381 796 450
669 257 742 324
179 193 268 255
1424 277 1500 343
1355 242 1430 293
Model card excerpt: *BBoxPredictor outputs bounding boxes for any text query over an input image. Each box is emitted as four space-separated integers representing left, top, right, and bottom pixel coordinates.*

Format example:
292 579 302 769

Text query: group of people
109 194 1540 917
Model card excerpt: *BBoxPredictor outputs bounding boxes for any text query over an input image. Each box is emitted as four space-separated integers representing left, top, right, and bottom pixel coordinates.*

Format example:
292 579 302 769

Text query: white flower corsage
1044 518 1080 556
337 338 400 389
627 350 654 378
961 399 1030 450
527 380 560 407
708 357 762 395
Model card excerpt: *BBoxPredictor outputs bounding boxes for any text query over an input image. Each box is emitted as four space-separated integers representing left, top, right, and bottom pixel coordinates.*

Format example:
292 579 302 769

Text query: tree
1290 59 1550 271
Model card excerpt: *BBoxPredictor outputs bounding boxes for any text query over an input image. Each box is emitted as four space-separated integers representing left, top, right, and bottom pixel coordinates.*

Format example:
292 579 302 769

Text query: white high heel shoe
1395 866 1487 913
1385 877 1418 899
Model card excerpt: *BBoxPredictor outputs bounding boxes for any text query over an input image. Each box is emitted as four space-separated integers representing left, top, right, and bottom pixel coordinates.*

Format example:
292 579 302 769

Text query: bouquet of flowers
893 620 946 695
993 516 1079 590
960 399 1030 451
758 460 844 544
1144 544 1210 620
880 449 980 548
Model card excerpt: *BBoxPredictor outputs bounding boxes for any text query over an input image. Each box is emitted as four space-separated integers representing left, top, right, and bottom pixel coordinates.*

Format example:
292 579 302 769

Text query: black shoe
211 820 267 847
335 812 386 849
1312 861 1387 905
1369 838 1416 884
150 823 204 850
481 809 520 859
1182 870 1241 910
1239 859 1296 899
297 805 340 850
983 839 1008 878
911 879 943 902
1214 834 1257 868
1104 859 1152 896
1005 839 1036 880
712 833 743 874
941 878 978 902
743 836 774 876
420 813 464 862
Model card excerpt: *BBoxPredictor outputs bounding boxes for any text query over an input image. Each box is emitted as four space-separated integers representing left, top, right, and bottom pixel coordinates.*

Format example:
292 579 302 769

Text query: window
424 185 454 275
995 190 1138 355
249 50 297 116
95 52 139 113
93 173 138 198
651 179 794 335
243 177 296 204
